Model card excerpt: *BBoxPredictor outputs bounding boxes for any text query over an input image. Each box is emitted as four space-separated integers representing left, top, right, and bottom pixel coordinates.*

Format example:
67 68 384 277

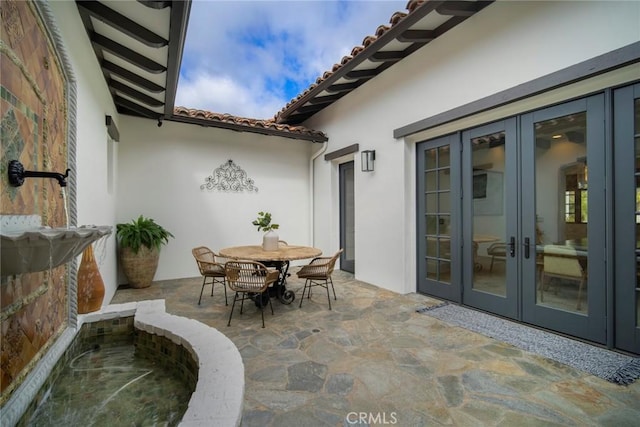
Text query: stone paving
111 269 640 427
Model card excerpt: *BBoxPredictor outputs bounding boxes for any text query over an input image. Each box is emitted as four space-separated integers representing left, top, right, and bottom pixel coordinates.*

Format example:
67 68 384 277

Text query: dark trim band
325 144 359 161
105 115 120 141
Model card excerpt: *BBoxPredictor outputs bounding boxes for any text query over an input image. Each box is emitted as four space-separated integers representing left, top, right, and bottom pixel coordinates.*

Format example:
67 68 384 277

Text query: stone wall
1 0 70 404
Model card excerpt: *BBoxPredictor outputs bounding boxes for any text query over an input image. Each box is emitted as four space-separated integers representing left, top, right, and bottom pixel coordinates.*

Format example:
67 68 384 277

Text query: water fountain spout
8 160 70 187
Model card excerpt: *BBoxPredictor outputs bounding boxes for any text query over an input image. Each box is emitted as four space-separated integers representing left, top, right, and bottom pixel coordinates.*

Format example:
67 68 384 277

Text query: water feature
0 218 112 276
2 301 245 427
27 343 191 426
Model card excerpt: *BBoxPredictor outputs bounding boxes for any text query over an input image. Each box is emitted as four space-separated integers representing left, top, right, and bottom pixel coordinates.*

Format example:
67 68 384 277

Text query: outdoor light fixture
361 150 375 172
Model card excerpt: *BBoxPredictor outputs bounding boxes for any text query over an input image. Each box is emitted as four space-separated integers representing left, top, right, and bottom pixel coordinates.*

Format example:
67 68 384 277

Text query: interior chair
539 245 586 310
225 260 280 328
487 242 507 272
192 246 228 306
297 249 343 310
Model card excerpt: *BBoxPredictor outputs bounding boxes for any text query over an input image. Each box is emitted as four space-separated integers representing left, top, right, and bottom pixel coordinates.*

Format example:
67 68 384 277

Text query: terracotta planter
77 244 105 313
119 245 160 288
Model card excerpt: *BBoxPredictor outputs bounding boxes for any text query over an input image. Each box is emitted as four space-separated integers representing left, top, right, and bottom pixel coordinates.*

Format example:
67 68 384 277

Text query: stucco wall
116 116 315 282
49 0 120 302
304 0 640 294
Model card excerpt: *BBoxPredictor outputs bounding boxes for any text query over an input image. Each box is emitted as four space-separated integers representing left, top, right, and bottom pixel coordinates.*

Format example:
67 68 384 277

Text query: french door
416 134 461 301
461 118 519 319
418 94 608 344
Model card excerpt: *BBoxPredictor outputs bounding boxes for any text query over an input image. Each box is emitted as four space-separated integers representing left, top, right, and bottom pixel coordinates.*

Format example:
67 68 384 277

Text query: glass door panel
417 134 460 301
522 95 606 343
471 131 507 297
425 147 451 282
462 119 518 319
534 112 589 314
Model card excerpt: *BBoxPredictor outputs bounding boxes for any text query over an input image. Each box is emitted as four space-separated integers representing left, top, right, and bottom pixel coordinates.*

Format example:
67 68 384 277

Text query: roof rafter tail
138 1 171 10
77 1 168 47
91 32 166 74
109 79 164 107
103 60 165 93
115 95 161 119
436 1 482 17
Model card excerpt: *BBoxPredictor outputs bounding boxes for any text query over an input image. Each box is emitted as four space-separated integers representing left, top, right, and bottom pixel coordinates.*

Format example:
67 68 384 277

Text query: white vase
263 230 279 251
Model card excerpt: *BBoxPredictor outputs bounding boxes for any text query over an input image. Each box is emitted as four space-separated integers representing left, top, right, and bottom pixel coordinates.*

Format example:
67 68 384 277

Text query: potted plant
116 215 174 288
252 211 279 251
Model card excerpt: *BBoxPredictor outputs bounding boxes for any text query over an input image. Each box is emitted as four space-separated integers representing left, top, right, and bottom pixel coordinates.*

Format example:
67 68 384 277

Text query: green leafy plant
252 211 279 233
116 215 174 254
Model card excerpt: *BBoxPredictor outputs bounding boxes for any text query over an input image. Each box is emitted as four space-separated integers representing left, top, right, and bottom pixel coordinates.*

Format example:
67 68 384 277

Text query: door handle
524 237 530 259
509 236 516 257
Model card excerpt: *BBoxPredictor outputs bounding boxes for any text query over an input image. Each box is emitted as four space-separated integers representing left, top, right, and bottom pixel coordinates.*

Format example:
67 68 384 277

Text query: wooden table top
219 244 322 262
473 235 500 243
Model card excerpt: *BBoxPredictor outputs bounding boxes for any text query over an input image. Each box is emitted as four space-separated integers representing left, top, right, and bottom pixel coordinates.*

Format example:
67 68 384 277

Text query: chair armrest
265 269 280 285
297 257 332 277
308 256 332 265
201 260 222 268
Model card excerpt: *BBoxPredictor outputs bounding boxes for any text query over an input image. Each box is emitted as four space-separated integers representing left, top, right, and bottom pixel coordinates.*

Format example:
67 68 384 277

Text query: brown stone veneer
1 0 70 403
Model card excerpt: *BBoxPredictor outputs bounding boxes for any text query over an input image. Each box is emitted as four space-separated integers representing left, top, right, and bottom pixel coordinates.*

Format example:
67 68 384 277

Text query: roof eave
168 114 328 143
163 0 191 119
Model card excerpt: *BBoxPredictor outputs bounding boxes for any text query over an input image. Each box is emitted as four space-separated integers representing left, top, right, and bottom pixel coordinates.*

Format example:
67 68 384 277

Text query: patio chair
192 246 228 306
487 242 507 272
225 260 280 328
297 249 343 310
540 245 586 310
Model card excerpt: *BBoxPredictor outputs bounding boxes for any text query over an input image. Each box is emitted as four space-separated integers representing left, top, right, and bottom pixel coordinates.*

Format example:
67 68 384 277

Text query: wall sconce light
361 150 375 172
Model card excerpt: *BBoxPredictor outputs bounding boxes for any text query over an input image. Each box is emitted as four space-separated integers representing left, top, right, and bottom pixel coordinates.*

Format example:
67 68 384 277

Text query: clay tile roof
274 1 415 122
275 0 494 124
390 11 408 25
172 107 327 142
407 0 426 13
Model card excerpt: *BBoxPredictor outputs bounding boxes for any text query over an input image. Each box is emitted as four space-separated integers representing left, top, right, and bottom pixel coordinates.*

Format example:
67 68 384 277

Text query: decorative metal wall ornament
200 159 258 192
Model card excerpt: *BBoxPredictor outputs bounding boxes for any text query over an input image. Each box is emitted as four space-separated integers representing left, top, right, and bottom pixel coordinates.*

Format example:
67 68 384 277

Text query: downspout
309 142 328 247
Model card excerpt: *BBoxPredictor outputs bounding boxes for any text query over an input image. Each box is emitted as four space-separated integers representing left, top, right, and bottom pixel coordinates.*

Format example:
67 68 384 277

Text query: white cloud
175 71 283 119
176 0 407 118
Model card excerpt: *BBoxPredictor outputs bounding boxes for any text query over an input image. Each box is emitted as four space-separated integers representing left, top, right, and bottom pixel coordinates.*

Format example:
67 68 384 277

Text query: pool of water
27 343 192 426
6 301 242 427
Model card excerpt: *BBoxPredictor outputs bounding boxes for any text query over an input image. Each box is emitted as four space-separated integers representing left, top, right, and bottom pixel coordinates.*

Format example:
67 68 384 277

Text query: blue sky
175 1 407 119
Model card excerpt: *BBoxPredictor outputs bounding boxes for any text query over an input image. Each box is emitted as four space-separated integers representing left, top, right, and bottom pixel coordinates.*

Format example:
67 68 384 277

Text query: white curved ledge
81 301 245 427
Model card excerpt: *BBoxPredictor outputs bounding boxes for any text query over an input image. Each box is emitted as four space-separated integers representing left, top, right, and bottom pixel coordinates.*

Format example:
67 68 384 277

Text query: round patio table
219 244 322 304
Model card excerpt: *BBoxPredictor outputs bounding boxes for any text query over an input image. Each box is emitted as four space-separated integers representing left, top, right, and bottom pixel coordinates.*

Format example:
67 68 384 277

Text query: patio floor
110 269 640 427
